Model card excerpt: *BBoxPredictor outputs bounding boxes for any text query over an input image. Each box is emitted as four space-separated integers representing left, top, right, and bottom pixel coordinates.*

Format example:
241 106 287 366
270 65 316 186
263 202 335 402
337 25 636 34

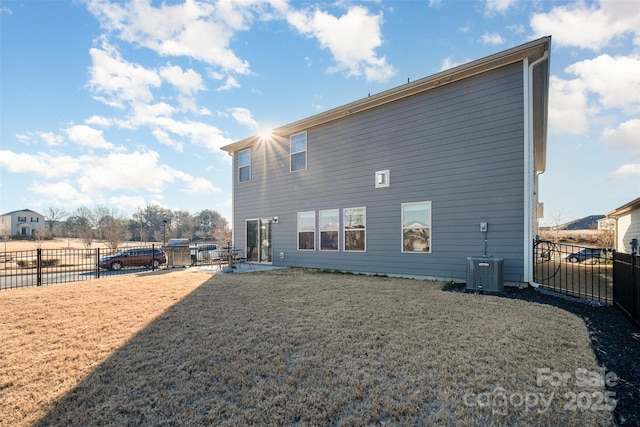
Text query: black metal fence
0 245 162 290
533 240 614 304
613 252 640 328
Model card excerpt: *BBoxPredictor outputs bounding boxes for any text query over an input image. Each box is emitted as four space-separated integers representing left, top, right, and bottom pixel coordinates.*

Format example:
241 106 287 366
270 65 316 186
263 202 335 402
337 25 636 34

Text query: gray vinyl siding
232 62 527 282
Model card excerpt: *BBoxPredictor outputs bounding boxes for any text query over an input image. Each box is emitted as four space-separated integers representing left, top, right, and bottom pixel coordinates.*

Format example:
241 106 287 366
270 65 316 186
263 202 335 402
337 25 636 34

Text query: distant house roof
221 36 550 173
1 209 43 216
606 197 640 218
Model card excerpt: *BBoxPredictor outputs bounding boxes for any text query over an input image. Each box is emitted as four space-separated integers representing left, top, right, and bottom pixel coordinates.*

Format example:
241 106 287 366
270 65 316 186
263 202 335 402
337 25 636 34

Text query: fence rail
0 245 161 290
533 240 613 304
613 252 640 328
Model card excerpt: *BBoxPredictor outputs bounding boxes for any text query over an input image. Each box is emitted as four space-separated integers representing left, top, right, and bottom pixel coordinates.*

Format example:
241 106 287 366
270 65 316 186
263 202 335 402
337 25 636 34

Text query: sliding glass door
246 219 272 263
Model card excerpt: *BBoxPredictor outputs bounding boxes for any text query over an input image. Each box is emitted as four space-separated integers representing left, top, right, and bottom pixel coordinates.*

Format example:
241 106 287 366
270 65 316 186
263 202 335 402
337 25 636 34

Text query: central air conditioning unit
466 257 504 293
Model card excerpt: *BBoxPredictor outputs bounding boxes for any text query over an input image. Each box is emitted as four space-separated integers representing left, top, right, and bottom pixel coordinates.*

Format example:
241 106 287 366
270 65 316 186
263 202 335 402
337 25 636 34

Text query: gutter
526 48 549 289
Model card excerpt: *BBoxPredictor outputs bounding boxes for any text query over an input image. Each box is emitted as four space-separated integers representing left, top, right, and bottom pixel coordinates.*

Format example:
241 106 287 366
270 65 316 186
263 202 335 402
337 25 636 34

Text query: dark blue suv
566 248 602 263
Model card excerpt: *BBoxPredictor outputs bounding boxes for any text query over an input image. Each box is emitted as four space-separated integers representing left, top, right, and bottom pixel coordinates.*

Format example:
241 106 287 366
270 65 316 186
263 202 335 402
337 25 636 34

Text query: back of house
222 37 551 286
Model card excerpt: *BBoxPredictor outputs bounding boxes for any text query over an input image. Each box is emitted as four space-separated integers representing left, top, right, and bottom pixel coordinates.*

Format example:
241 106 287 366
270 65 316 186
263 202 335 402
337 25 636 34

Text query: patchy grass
1 268 613 426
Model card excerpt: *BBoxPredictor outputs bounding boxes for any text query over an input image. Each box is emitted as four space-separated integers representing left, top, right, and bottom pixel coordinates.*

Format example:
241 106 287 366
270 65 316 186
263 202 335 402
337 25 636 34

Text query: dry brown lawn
1 268 613 426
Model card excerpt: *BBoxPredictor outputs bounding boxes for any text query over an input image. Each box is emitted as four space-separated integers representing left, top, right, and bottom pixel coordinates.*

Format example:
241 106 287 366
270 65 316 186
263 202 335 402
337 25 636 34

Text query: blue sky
1 0 638 227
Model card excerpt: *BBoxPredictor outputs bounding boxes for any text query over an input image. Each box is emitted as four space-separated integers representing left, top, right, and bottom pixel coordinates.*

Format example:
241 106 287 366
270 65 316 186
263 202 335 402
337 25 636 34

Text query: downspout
525 49 549 289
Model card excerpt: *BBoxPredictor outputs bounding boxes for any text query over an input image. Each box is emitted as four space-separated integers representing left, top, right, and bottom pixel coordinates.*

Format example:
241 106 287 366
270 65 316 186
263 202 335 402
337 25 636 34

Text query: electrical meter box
466 257 504 293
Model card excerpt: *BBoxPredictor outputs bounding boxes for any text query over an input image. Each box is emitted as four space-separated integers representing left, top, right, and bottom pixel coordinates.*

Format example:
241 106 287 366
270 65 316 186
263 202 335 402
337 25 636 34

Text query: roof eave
606 197 640 218
221 36 552 154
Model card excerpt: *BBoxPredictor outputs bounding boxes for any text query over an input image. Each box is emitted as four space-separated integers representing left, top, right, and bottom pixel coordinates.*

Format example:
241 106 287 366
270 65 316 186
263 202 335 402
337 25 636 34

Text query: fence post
37 248 42 286
152 244 156 271
96 247 100 279
634 254 639 323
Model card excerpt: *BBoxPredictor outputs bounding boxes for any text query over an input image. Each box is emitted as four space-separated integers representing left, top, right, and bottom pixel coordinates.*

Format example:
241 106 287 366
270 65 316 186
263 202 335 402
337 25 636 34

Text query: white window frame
375 170 390 188
238 149 251 182
343 207 366 252
290 131 307 172
297 211 315 251
401 201 432 253
319 209 339 251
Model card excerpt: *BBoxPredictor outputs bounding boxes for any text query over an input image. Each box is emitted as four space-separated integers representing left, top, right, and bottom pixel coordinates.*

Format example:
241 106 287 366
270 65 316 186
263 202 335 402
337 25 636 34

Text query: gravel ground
445 283 640 427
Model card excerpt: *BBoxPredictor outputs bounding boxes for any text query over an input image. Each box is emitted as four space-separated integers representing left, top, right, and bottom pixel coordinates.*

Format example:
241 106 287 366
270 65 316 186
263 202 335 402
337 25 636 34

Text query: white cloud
87 0 251 74
0 6 12 15
608 163 640 180
530 0 640 51
88 39 162 108
566 54 640 114
480 32 505 45
76 150 175 195
27 181 91 205
160 64 204 95
507 23 525 34
287 5 396 82
109 195 149 212
14 131 64 146
182 177 222 195
37 132 64 146
548 76 589 134
150 117 233 153
548 53 640 136
65 124 115 150
217 75 240 91
228 107 258 130
485 0 517 14
439 57 468 72
85 115 113 127
152 129 184 152
602 119 640 157
0 151 82 178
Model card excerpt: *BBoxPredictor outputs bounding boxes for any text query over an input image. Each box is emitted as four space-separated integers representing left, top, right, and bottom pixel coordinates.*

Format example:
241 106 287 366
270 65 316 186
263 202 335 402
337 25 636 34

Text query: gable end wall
233 62 527 282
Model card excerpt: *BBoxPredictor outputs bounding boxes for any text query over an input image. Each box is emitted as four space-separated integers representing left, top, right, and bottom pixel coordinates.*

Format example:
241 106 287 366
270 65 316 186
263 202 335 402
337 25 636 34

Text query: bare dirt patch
1 269 616 426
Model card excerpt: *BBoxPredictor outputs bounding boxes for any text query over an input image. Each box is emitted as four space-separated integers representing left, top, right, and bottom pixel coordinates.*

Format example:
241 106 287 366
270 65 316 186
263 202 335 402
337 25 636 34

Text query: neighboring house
221 37 551 286
0 209 45 237
606 197 640 254
597 218 615 231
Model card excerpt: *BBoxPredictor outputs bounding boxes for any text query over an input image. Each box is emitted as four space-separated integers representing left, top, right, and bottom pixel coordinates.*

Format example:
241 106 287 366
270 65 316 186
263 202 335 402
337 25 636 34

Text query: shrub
42 259 60 267
17 260 35 268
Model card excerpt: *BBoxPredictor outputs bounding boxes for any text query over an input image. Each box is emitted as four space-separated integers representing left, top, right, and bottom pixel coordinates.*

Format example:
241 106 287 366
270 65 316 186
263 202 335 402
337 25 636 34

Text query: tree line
40 205 231 249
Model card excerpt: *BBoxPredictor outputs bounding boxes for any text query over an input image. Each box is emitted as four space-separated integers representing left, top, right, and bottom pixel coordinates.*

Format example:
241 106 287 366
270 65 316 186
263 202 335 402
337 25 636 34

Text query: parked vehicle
99 248 167 270
566 248 602 263
190 243 222 265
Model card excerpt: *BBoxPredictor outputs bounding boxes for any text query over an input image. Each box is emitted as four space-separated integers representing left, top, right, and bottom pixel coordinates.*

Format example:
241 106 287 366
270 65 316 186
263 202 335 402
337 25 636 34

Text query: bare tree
102 214 131 250
1 218 11 254
45 207 67 236
66 207 95 249
32 228 51 249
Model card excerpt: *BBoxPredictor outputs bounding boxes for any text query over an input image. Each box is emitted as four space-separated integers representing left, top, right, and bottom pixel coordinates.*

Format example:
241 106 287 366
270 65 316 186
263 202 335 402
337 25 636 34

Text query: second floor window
290 132 307 172
238 149 251 182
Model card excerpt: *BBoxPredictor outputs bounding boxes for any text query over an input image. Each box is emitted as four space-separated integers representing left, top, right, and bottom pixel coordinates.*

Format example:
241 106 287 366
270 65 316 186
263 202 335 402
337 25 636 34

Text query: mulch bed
445 283 640 426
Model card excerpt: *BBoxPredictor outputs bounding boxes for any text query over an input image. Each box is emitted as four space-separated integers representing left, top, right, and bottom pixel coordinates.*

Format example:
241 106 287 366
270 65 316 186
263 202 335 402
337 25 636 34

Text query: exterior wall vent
466 257 504 293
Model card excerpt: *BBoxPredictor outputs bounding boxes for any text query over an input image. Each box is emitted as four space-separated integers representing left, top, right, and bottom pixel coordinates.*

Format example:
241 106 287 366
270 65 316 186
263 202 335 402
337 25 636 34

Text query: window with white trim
319 209 339 251
290 132 307 172
297 211 315 250
402 201 431 253
238 149 251 182
344 207 366 251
